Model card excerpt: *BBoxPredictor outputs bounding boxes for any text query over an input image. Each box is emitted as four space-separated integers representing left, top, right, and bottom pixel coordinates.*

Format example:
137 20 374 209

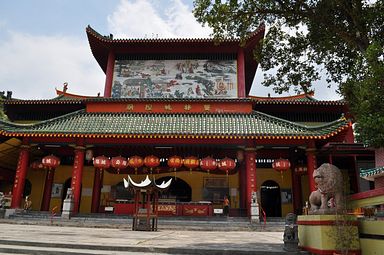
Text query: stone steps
6 211 285 232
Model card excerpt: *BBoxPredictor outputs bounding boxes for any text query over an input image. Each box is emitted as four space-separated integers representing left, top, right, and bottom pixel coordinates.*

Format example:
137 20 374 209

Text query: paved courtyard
0 222 291 254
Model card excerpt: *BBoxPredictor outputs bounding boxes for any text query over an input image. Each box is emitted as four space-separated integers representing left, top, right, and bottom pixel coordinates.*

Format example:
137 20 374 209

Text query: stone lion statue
309 163 344 214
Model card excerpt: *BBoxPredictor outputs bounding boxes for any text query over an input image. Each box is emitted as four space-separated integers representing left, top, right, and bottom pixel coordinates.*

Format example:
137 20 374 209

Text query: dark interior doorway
62 178 72 203
260 180 282 217
155 176 191 202
23 179 32 198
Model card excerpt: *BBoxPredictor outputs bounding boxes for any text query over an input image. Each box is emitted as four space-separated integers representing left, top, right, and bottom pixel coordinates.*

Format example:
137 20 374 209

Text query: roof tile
0 110 349 138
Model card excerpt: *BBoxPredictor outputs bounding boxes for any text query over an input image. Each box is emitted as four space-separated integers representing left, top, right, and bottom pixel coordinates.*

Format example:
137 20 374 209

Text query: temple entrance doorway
23 179 32 198
156 176 191 202
260 180 282 217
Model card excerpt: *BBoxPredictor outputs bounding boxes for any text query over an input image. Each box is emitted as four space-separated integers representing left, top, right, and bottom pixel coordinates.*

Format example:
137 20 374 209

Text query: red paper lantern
272 159 291 175
30 160 44 170
168 155 183 169
128 156 144 174
93 155 111 170
200 156 217 174
111 156 128 174
42 155 60 169
168 155 183 176
183 156 199 173
144 155 160 173
218 157 236 175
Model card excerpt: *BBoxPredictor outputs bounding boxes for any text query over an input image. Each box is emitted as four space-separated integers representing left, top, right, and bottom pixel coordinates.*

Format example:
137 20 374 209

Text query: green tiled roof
360 166 384 181
0 109 349 139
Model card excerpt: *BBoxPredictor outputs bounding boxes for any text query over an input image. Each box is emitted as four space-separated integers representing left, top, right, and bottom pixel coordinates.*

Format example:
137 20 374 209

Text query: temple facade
0 25 375 218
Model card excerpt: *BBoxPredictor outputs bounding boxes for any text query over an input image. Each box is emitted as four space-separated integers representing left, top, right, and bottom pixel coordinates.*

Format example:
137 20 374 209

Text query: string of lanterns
91 155 238 175
31 154 291 177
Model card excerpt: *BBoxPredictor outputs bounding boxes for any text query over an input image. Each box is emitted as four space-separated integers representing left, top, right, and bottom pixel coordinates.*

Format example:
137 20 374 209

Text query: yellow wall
26 168 45 210
256 168 294 216
26 165 241 213
26 165 294 215
298 215 360 252
349 195 384 209
359 220 384 255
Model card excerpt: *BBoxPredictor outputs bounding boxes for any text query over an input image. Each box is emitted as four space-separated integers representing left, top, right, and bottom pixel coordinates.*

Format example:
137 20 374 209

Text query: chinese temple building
0 25 375 218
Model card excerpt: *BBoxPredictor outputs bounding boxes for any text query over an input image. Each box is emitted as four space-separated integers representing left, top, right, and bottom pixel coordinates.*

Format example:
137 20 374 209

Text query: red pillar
71 146 85 213
291 162 302 214
306 142 317 192
11 145 30 208
40 168 55 211
91 168 104 213
245 148 257 217
237 48 246 98
239 161 247 210
104 51 115 97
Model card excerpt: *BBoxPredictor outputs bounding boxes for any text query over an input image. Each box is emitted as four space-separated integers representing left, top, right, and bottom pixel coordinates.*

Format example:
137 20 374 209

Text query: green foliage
193 0 384 146
0 98 8 121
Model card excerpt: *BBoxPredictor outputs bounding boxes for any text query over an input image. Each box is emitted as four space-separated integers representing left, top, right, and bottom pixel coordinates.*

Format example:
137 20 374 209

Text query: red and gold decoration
128 156 144 174
183 156 199 173
42 155 61 170
93 155 111 170
111 156 128 174
272 158 291 178
218 157 236 175
144 155 160 174
200 156 217 174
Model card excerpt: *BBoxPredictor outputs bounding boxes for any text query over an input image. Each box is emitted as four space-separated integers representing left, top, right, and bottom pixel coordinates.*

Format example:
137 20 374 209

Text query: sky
0 0 341 100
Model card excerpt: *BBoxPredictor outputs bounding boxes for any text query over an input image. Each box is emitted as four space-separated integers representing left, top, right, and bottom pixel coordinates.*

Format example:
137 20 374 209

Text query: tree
193 0 384 147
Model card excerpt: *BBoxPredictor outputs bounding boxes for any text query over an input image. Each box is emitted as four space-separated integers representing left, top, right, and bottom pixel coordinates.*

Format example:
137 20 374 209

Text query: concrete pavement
0 222 298 254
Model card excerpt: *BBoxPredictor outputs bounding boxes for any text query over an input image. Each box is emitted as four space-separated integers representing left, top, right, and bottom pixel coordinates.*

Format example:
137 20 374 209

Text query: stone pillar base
298 215 361 255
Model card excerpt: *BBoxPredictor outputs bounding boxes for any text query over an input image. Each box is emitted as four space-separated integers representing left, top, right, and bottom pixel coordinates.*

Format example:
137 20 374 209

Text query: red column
306 143 317 192
237 48 246 98
71 146 85 213
11 145 30 208
91 168 104 213
40 168 55 211
104 51 115 97
245 148 257 217
292 172 302 214
239 162 247 210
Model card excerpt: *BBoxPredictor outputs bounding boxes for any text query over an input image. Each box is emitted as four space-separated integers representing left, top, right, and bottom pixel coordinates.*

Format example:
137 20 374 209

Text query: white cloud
0 32 104 99
0 1 339 101
107 0 212 38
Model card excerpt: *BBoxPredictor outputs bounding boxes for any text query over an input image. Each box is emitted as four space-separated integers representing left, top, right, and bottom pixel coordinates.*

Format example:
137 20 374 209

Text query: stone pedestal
298 215 361 255
62 188 74 219
250 191 260 223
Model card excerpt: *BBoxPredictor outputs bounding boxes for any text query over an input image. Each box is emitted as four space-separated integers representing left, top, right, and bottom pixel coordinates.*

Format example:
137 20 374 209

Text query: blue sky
0 0 340 100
